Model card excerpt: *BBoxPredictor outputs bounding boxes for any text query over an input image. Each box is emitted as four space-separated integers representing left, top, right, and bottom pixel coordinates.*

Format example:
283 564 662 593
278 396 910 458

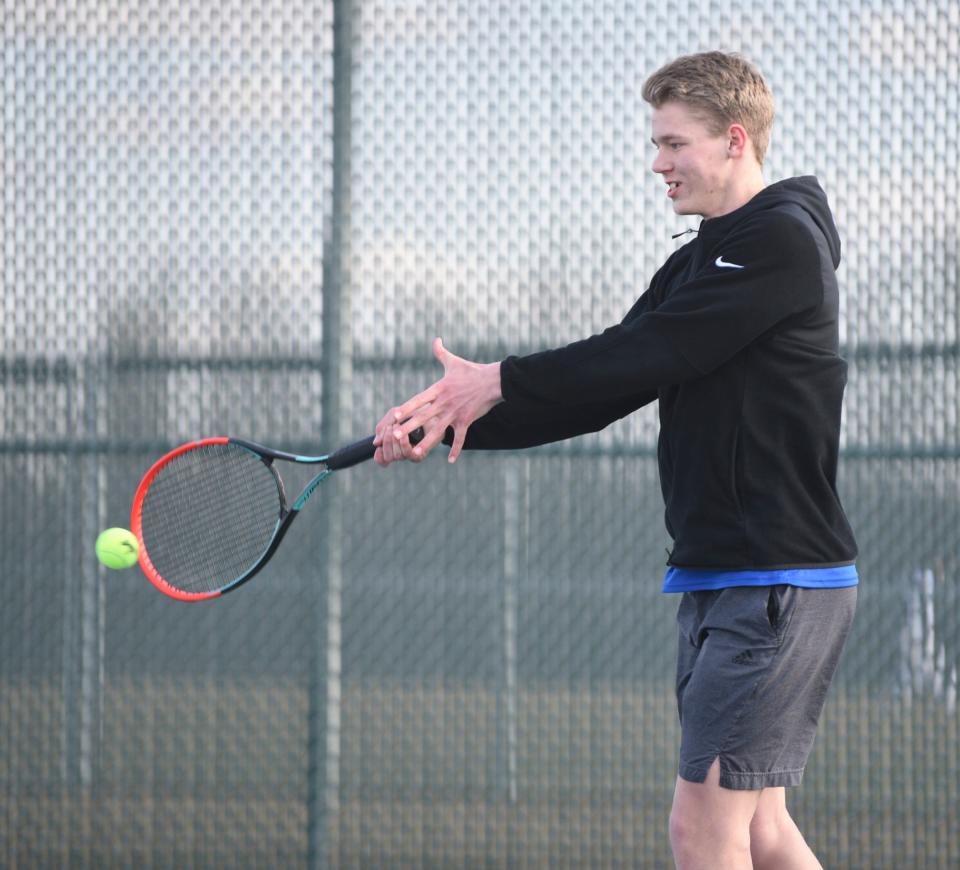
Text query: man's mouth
667 181 681 198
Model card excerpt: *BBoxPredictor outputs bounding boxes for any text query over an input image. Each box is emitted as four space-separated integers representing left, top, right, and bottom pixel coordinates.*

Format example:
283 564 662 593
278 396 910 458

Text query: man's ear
727 123 750 158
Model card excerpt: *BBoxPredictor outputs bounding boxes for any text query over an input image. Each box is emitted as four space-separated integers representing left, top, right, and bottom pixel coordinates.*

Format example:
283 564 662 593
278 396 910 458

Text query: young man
373 52 858 870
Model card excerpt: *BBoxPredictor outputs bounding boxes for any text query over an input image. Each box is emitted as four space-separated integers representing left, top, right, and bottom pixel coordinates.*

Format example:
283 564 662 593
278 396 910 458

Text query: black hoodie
456 176 858 570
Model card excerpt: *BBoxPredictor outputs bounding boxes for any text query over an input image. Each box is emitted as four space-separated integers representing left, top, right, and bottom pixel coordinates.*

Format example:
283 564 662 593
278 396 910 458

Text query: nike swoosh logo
715 256 744 269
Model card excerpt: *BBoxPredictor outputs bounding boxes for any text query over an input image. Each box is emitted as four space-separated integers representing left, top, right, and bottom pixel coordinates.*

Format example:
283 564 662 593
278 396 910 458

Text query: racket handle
326 426 425 470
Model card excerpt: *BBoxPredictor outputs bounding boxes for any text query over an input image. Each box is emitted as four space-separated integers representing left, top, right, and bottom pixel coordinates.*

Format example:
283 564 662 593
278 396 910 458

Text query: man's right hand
373 337 503 466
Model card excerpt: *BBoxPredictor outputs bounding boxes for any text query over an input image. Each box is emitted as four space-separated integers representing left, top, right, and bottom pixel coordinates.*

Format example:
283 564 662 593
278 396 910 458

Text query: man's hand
373 337 503 466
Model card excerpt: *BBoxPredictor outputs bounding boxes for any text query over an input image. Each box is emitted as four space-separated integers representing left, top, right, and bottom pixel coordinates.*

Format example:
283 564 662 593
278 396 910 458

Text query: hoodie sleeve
440 287 659 451
444 389 657 451
500 211 825 409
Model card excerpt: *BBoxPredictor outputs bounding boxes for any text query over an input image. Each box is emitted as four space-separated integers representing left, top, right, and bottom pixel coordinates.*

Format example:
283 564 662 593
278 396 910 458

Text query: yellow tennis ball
95 527 139 570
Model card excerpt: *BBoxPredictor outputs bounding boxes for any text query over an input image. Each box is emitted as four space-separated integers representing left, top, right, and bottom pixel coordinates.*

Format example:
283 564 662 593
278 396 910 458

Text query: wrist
487 361 504 405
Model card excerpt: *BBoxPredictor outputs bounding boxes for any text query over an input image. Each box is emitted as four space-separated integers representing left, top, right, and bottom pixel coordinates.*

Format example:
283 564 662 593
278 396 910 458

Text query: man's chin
672 201 708 220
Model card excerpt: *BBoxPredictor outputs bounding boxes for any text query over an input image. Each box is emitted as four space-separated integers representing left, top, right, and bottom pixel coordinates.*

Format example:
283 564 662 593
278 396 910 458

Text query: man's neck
708 171 766 219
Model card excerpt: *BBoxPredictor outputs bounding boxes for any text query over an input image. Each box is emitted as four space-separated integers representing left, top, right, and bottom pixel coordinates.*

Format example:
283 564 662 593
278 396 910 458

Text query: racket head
130 438 287 601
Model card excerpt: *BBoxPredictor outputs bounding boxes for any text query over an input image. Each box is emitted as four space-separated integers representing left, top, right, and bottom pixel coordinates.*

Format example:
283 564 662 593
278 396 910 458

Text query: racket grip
326 426 425 470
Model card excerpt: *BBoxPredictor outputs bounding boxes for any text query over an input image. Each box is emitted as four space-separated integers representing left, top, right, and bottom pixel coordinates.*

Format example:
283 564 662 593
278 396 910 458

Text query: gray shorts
675 584 857 790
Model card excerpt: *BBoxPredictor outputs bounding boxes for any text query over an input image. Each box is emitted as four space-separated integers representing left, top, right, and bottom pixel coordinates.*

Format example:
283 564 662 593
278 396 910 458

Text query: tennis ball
95 527 139 570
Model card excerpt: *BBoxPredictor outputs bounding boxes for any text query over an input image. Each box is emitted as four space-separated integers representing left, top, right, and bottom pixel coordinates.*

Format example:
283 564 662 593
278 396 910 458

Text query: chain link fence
2 0 958 866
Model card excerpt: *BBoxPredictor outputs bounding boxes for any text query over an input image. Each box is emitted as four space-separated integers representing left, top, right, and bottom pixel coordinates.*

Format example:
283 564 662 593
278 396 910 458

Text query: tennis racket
130 428 423 601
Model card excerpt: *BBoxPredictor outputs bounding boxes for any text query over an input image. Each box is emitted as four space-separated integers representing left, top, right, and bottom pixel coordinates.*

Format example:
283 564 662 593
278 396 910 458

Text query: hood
700 176 842 268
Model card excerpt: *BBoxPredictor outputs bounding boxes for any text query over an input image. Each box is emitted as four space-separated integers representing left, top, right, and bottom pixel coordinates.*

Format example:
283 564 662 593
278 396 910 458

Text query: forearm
499 321 700 410
448 390 657 450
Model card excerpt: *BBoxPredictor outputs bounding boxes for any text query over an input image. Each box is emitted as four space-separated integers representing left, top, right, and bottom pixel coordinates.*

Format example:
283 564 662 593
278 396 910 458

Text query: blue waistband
663 564 859 593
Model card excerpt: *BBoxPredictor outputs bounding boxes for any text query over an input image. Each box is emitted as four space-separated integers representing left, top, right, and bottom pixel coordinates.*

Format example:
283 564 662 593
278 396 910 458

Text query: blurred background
2 0 958 866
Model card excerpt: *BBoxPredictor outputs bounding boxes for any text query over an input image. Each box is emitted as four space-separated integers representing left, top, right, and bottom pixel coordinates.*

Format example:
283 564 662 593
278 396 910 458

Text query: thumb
433 336 448 366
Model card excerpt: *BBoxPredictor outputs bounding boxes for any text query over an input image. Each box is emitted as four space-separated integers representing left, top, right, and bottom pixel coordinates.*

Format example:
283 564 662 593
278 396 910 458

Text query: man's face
650 101 735 220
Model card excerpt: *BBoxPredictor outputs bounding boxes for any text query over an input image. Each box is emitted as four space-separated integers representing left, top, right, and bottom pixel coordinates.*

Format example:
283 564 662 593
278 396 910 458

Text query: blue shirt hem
662 564 859 593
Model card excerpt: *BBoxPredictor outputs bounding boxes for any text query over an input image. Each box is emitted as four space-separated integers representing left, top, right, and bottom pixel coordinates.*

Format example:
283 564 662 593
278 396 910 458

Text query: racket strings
140 443 282 594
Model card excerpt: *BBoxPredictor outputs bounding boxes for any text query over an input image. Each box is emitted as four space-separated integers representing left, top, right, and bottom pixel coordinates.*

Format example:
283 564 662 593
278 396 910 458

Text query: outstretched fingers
393 383 441 428
373 337 502 466
446 425 469 463
402 419 449 461
373 404 418 466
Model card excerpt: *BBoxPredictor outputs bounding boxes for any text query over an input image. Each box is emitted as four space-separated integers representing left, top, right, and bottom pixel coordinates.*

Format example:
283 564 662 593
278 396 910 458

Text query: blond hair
642 52 775 165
